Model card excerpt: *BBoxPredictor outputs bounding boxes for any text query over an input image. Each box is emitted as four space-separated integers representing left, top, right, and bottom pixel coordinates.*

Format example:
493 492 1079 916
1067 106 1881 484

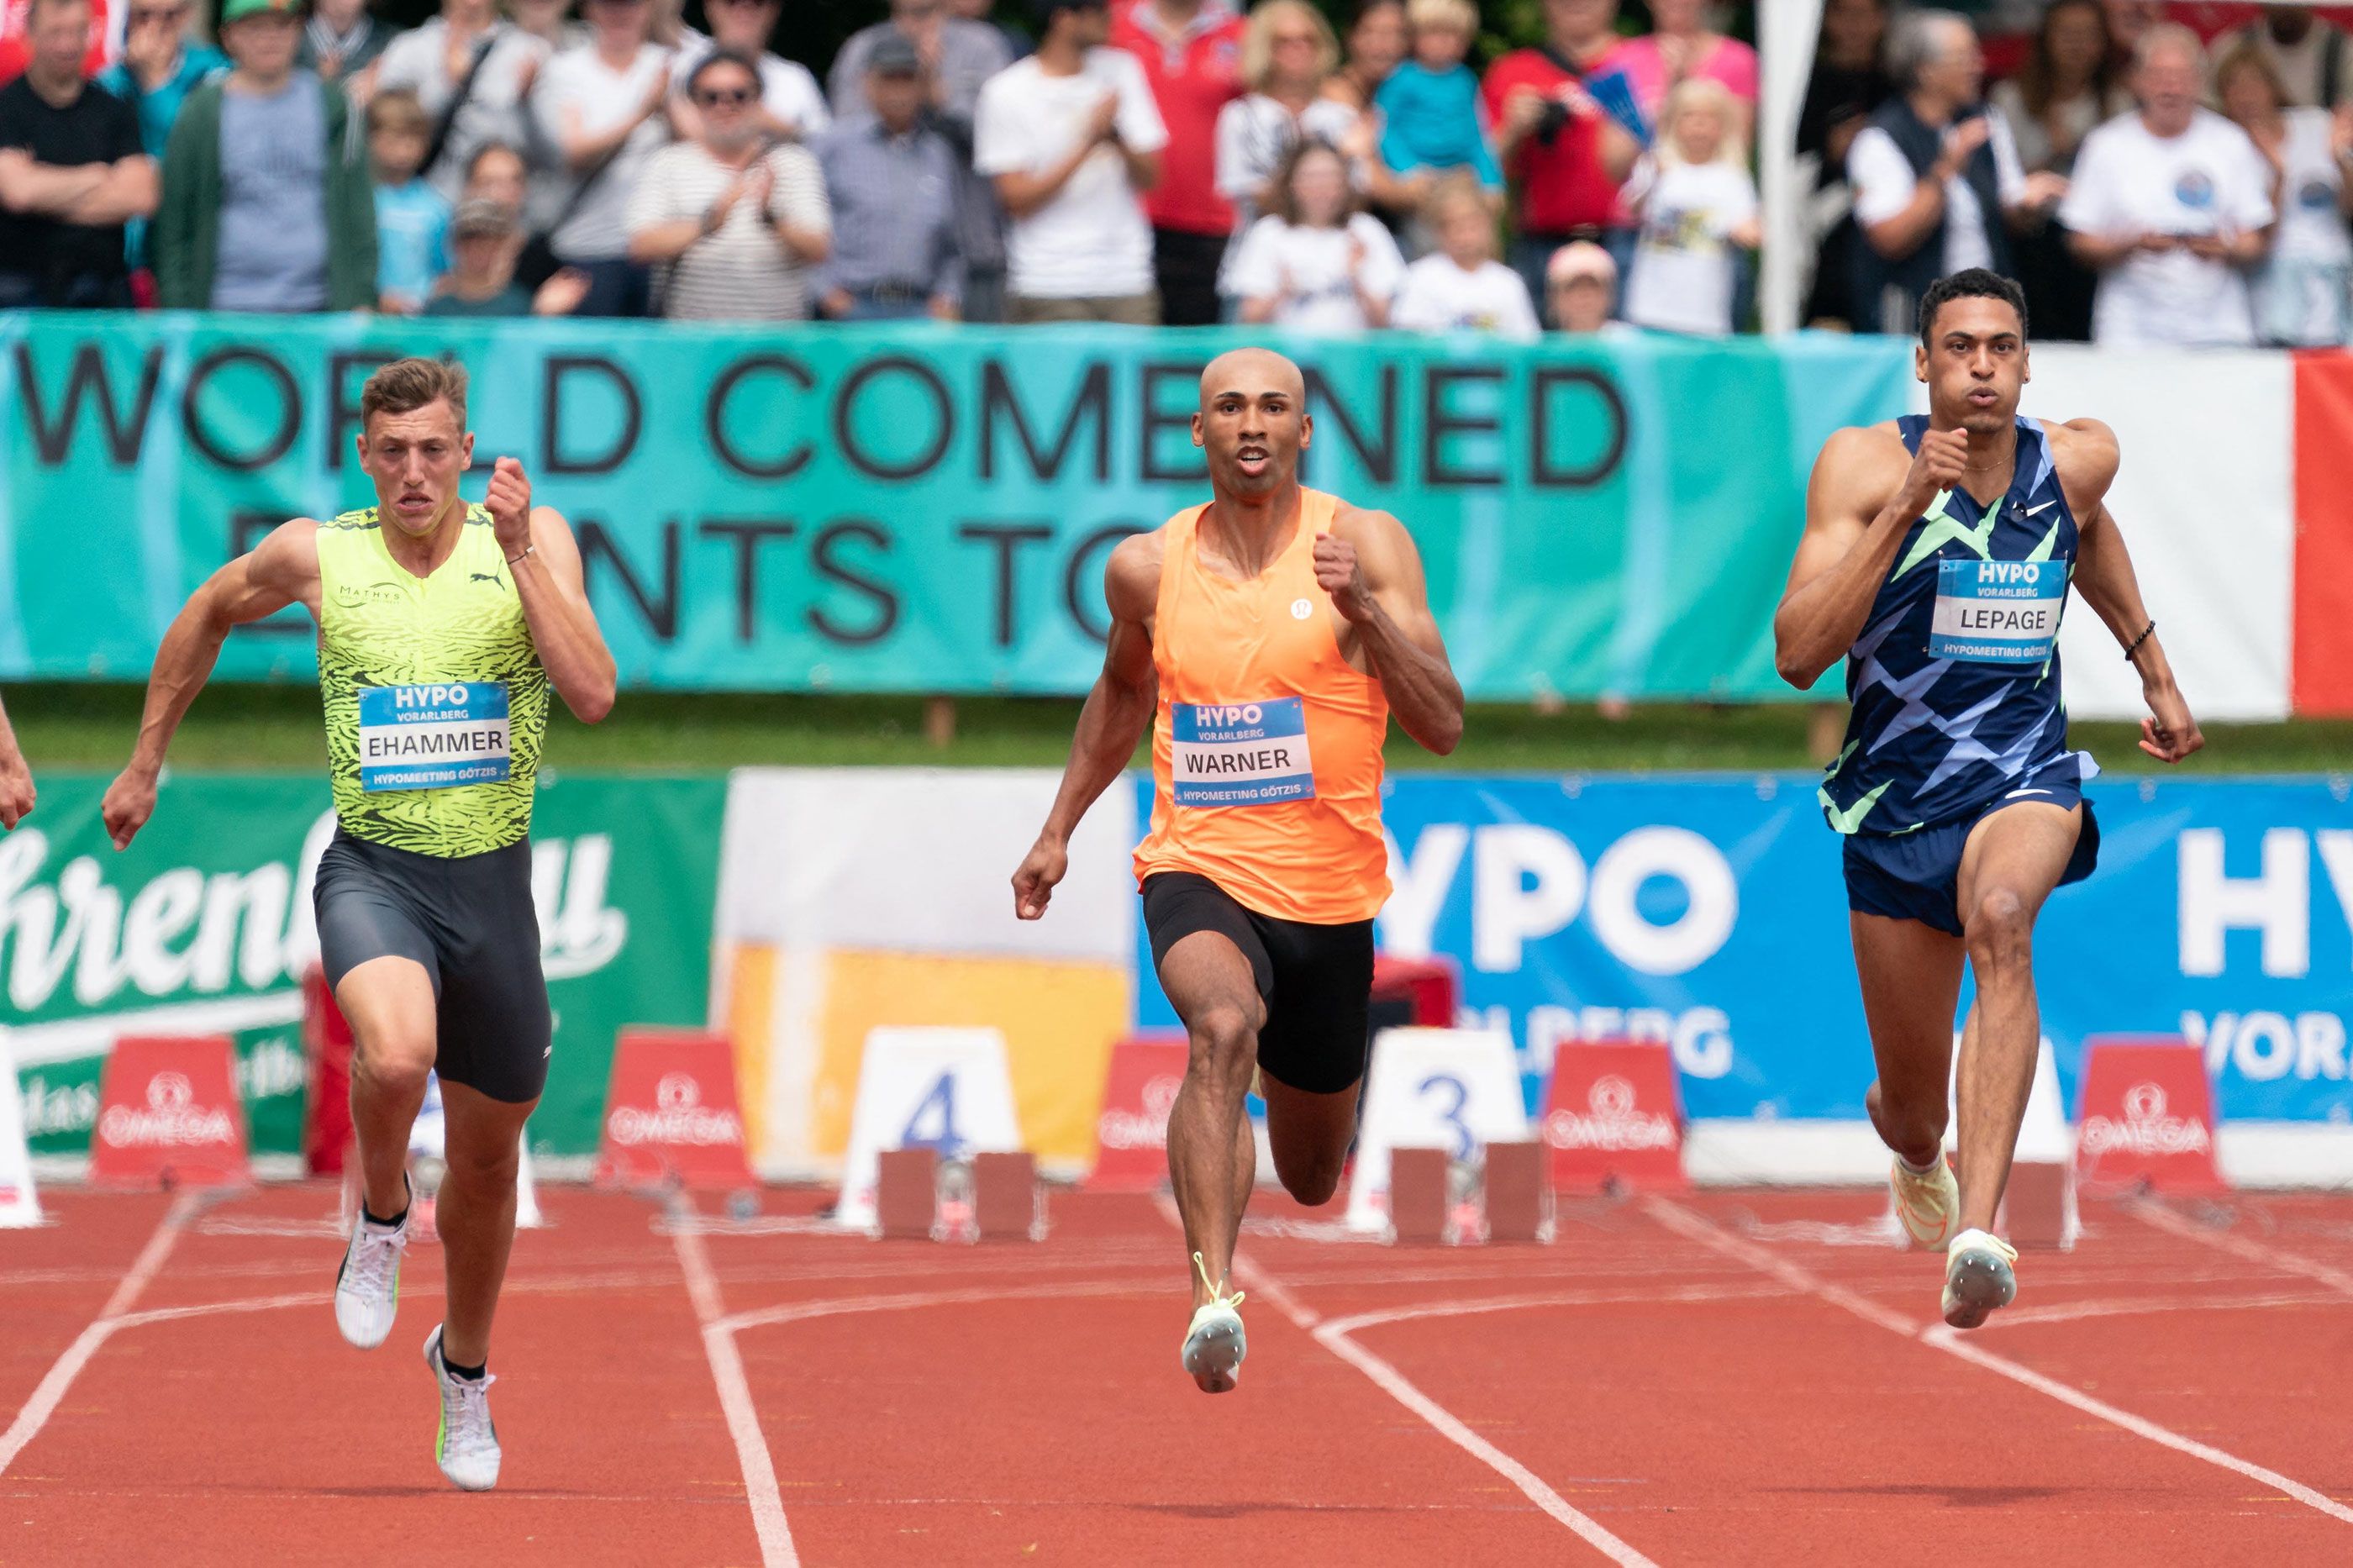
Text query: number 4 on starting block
835 1028 1025 1231
1345 1028 1529 1234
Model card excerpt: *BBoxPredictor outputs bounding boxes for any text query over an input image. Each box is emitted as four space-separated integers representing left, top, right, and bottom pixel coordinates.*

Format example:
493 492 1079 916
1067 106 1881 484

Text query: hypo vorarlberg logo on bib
1171 697 1316 807
1929 560 2065 665
358 681 512 792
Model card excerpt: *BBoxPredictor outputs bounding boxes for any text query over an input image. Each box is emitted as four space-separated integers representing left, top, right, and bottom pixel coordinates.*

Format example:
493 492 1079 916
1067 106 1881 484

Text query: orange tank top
1132 488 1391 924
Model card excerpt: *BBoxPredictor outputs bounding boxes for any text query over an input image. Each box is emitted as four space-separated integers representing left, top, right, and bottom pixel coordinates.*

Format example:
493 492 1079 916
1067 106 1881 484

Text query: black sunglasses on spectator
695 87 756 106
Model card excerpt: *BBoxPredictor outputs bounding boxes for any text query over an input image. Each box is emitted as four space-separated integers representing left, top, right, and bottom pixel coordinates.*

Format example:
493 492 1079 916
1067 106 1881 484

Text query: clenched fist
1899 427 1970 515
1313 534 1374 623
486 457 533 557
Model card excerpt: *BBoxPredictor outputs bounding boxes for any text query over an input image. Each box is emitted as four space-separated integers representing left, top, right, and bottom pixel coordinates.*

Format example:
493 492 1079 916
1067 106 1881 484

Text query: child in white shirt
1390 171 1540 340
1622 77 1760 337
1230 139 1406 332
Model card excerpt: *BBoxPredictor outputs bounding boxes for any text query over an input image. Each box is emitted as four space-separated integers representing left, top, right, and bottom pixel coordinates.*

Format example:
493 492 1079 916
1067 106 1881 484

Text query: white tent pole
1760 0 1826 334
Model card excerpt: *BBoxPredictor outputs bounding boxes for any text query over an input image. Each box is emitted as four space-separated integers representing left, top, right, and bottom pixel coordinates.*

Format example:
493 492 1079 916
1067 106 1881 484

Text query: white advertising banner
1912 345 2294 722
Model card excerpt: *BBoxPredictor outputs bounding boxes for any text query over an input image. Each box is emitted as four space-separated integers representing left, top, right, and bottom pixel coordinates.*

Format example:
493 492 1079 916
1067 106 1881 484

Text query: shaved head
1200 347 1306 408
1194 349 1311 502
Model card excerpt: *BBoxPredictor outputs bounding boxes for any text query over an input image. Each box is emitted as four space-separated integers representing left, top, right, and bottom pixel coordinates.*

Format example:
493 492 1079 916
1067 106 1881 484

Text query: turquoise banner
0 313 1908 698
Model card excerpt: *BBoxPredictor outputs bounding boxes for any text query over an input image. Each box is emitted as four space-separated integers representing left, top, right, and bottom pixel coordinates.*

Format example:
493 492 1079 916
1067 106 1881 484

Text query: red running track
5 1183 2353 1565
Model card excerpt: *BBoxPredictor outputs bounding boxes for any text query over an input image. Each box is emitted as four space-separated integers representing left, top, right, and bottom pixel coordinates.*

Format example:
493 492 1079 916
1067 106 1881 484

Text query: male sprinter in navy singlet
1777 270 2203 1329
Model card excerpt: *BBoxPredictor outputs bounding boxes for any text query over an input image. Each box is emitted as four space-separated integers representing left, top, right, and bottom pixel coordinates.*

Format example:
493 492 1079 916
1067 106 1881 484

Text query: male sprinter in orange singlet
1013 347 1464 1392
1779 271 2201 1329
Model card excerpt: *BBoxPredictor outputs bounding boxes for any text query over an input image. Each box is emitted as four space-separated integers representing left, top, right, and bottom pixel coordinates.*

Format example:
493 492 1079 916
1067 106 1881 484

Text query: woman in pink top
1616 0 1758 134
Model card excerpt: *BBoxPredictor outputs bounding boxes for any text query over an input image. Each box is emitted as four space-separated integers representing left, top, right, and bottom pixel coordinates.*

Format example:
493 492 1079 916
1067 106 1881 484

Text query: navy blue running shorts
1842 760 2101 939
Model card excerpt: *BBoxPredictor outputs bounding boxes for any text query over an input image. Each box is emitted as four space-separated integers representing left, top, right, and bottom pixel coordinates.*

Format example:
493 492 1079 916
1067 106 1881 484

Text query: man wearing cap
427 196 591 314
832 0 1013 320
815 33 963 320
975 0 1168 324
155 0 377 311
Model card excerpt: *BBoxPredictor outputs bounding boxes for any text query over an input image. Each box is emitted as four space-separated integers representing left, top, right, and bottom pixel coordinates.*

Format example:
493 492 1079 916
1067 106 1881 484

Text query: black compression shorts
1141 871 1376 1095
313 830 551 1104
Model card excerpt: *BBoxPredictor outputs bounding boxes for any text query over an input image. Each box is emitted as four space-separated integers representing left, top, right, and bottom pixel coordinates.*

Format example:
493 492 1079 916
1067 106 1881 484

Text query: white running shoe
424 1325 502 1492
1942 1228 2019 1330
1180 1251 1247 1394
333 1197 409 1350
1889 1154 1960 1250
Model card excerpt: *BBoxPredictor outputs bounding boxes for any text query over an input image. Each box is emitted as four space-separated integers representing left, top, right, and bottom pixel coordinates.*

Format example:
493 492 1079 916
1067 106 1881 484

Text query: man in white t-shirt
1846 9 2061 336
2062 24 2274 347
974 0 1168 323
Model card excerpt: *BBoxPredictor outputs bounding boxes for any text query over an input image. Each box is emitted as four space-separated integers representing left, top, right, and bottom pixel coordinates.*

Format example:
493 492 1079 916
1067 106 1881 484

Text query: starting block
1382 1141 1553 1247
1345 1027 1529 1234
837 1027 1027 1231
871 1145 1046 1243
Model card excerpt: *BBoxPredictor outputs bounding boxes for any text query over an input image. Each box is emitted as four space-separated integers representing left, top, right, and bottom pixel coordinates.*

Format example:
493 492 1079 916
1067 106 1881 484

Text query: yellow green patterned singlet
317 503 549 857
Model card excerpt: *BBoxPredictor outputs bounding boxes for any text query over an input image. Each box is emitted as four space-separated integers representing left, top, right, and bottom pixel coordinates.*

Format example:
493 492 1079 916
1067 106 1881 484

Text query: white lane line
1161 1198 1661 1568
1645 1197 2353 1529
2127 1199 2353 1297
1996 1290 2344 1328
0 1192 198 1477
1317 1280 1793 1338
668 1196 800 1568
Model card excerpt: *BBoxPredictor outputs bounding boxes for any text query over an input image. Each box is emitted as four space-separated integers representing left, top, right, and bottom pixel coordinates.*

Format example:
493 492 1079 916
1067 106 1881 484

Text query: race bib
358 682 512 792
1929 560 2066 665
1171 698 1316 808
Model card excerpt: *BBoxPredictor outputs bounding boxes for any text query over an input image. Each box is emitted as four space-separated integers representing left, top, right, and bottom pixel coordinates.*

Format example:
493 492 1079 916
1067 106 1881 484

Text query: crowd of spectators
1804 2 2353 349
18 0 2353 349
0 0 1769 338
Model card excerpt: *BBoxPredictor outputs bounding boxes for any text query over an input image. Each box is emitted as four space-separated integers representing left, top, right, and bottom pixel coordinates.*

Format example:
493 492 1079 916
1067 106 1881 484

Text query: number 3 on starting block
1345 1028 1529 1234
835 1028 1025 1230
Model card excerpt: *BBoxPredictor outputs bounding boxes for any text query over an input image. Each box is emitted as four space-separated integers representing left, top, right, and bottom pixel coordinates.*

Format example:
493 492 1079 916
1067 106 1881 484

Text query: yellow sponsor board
723 943 1128 1173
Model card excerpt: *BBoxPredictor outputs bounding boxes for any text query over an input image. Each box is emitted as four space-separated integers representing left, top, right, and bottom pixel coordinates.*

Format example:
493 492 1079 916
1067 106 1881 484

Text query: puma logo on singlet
470 571 505 587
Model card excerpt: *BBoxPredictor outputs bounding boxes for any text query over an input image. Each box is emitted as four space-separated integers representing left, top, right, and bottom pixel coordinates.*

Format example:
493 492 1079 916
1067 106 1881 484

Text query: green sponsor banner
0 313 1904 697
1 772 724 1161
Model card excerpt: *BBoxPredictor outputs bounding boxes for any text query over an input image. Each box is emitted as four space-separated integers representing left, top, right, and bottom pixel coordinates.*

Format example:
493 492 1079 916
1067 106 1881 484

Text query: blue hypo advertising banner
1133 775 2353 1123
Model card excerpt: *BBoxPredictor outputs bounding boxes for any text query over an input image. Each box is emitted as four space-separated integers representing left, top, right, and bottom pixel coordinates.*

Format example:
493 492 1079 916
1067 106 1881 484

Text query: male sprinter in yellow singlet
101 359 615 1487
1013 347 1464 1392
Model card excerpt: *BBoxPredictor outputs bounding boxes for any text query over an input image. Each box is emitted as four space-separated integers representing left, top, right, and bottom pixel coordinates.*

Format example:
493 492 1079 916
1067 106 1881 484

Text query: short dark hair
687 47 761 98
361 357 469 430
1918 268 2028 349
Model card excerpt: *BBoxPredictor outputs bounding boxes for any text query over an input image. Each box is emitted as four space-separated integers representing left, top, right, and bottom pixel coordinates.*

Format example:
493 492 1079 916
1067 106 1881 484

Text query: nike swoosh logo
2021 501 2053 517
2005 788 2051 799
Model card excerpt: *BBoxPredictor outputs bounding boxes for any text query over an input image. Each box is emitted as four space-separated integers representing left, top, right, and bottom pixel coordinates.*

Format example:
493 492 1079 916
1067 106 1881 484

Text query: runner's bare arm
2074 499 2203 764
1013 532 1163 920
1775 424 1963 688
0 693 33 830
1324 508 1462 755
102 519 322 848
487 458 618 723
